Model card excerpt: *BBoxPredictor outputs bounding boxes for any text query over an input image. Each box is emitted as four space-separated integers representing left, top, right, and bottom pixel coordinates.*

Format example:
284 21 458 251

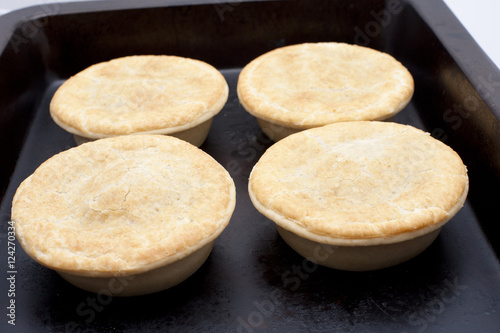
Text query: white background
0 0 499 70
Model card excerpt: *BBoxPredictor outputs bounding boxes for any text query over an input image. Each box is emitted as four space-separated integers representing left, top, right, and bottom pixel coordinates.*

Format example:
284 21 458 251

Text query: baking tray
1 0 499 332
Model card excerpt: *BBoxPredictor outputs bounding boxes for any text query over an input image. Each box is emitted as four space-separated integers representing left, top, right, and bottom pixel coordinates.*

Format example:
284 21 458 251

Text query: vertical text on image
6 220 17 326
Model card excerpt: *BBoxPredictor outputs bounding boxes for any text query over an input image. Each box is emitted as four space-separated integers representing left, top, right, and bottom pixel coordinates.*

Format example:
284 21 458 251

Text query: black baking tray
1 0 499 332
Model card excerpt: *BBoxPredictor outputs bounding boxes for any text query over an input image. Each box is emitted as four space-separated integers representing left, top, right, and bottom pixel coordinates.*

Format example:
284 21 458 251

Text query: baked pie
248 121 468 271
50 55 229 146
237 42 414 141
12 135 236 295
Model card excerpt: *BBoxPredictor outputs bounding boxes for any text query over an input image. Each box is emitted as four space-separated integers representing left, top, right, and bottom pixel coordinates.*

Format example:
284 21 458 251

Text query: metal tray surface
0 0 499 332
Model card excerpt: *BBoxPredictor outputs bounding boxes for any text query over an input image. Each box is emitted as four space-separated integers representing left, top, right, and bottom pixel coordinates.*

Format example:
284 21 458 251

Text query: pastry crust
248 121 468 245
237 43 414 129
12 135 236 277
50 55 229 138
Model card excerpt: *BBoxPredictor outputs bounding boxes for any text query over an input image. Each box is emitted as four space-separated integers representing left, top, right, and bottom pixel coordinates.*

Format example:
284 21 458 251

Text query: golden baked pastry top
249 121 468 245
50 55 229 138
12 135 236 277
237 43 414 129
